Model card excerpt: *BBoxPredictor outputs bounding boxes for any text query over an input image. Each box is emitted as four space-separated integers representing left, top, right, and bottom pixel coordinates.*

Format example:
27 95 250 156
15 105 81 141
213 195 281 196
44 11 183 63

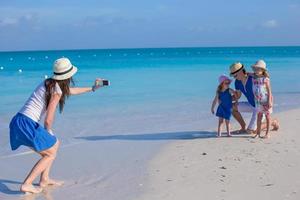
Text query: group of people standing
8 57 280 195
211 60 279 138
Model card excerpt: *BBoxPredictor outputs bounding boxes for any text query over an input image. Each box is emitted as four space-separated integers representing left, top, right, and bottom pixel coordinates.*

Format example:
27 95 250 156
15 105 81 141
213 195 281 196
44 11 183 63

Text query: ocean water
1 46 300 157
1 46 300 199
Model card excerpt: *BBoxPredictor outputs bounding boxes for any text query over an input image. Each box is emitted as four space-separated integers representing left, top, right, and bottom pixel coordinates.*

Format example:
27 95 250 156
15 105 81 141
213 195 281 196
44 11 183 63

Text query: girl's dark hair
44 78 74 113
217 82 224 93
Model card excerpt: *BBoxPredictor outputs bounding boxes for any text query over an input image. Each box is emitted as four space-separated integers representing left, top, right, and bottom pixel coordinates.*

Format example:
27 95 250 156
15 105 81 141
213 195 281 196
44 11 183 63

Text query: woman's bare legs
232 103 246 133
217 118 224 137
39 141 64 187
20 140 59 194
261 118 279 131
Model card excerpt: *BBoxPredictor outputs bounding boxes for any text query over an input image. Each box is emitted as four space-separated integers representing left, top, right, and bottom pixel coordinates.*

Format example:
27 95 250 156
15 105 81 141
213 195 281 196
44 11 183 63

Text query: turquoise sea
1 46 300 199
1 46 300 157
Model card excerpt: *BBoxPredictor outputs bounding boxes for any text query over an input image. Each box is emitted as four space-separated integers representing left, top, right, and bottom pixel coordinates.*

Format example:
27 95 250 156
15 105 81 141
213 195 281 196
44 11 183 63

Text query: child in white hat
251 60 273 139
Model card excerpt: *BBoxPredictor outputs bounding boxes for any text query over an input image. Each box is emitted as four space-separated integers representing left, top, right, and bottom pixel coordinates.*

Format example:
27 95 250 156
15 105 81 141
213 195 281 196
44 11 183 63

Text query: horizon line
1 45 300 53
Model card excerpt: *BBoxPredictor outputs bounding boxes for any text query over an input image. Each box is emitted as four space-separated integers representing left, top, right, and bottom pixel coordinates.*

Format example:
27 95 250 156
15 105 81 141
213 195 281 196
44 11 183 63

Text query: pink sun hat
218 74 232 84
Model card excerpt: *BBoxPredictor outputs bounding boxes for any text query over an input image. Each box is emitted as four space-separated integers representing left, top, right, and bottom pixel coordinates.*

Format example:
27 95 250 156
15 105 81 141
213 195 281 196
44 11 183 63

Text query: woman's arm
44 93 61 134
69 78 103 95
211 92 219 114
69 87 94 95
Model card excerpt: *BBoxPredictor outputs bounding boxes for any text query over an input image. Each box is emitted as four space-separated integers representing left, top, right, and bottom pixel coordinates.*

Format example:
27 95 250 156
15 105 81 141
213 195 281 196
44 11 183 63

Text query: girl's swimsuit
252 76 273 115
216 88 233 120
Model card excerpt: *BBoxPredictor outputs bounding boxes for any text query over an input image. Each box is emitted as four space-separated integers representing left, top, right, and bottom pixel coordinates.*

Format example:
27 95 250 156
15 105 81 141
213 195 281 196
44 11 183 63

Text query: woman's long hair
44 78 74 113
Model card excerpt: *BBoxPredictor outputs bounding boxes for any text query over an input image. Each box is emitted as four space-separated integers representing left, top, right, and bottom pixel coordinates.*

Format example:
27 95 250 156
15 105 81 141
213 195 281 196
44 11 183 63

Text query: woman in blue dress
211 75 236 137
9 58 105 194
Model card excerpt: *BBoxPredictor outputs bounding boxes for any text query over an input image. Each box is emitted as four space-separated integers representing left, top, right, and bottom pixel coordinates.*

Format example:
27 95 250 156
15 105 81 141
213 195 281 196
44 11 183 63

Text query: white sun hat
251 60 268 70
52 58 78 80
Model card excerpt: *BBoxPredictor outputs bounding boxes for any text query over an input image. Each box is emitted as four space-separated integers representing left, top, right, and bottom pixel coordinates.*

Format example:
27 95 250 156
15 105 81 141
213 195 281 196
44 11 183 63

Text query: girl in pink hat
211 75 236 137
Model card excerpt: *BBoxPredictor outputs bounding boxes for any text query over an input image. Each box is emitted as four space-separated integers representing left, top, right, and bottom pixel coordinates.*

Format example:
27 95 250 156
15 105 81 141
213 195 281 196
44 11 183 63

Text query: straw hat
218 74 232 84
229 62 244 76
52 58 78 80
251 60 267 70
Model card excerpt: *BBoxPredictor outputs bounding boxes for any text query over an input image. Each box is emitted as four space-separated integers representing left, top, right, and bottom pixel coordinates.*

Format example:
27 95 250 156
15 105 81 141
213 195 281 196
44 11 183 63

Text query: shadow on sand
0 179 23 195
0 179 54 199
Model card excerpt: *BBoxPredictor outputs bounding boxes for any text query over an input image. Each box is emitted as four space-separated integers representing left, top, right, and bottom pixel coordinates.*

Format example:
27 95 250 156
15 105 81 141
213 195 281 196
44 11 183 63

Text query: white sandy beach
0 109 299 200
138 109 300 200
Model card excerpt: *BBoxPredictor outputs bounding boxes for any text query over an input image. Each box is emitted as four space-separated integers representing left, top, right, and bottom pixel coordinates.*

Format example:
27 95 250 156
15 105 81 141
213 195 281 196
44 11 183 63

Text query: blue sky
0 0 299 51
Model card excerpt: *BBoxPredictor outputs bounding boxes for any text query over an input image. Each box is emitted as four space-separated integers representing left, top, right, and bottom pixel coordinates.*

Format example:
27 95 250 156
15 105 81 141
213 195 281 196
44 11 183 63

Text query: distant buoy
44 75 48 79
0 66 4 70
18 69 23 73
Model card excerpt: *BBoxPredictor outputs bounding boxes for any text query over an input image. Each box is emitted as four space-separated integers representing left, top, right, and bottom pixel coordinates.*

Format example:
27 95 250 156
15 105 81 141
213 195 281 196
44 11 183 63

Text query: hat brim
52 66 78 80
219 78 232 85
230 66 244 76
251 65 268 71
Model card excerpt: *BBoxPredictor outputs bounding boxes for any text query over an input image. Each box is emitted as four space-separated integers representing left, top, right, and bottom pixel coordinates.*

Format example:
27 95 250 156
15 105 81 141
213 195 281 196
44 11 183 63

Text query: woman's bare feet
271 119 280 131
39 179 64 188
247 129 256 135
20 184 43 194
252 133 260 139
232 129 246 134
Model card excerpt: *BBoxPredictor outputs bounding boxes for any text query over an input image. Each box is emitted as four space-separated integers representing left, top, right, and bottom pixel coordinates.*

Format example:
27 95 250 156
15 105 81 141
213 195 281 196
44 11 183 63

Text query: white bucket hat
52 58 78 80
251 60 267 70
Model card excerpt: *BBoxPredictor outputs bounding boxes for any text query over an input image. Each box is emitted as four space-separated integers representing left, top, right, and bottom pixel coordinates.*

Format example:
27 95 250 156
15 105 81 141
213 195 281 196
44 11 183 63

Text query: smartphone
102 80 110 86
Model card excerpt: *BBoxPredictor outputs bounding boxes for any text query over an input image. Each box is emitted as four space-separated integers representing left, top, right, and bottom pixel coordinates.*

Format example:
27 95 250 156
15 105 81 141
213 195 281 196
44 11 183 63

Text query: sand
137 109 300 200
1 109 299 200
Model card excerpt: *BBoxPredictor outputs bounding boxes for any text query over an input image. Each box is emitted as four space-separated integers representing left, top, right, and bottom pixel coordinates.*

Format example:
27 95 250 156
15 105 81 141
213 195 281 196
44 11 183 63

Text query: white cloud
0 17 18 26
262 19 279 28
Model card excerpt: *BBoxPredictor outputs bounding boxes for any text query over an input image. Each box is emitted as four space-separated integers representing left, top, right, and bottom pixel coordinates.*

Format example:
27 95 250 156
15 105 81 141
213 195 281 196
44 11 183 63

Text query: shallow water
0 46 300 199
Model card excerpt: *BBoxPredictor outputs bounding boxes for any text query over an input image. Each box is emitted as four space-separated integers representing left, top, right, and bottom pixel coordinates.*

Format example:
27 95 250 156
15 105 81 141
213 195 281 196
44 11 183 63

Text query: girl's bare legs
225 120 232 137
263 114 271 139
217 118 224 137
39 141 64 187
254 113 263 138
20 140 59 194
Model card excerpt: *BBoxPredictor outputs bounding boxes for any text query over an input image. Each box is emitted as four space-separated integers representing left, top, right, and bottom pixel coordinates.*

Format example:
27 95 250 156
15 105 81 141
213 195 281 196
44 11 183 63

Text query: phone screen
102 80 109 86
